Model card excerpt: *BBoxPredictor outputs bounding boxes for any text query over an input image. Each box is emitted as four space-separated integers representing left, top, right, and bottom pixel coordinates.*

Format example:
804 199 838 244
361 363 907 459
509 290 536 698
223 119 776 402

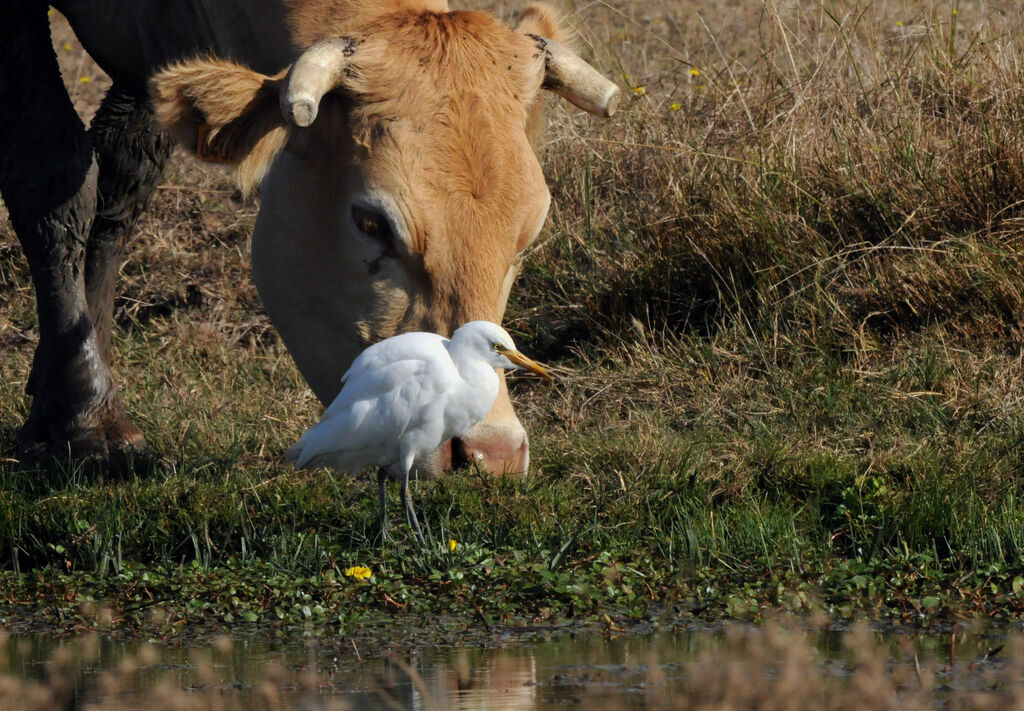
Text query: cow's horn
282 37 360 127
533 36 620 118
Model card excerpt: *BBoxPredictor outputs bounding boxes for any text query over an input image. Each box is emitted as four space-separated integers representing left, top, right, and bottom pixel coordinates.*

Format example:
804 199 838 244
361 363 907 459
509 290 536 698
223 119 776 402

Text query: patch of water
3 621 1021 710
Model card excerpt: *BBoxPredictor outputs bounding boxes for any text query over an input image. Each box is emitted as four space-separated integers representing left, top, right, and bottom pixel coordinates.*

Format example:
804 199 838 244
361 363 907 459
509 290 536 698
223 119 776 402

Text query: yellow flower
632 86 646 96
689 68 701 77
63 43 72 51
670 103 682 111
894 20 904 27
448 539 458 552
344 565 372 581
79 76 91 83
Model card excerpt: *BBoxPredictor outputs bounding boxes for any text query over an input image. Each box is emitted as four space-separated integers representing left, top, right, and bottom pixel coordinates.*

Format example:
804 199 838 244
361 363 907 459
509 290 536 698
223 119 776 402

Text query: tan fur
153 7 559 319
515 3 570 44
285 0 450 50
151 4 571 199
150 61 292 194
338 10 548 329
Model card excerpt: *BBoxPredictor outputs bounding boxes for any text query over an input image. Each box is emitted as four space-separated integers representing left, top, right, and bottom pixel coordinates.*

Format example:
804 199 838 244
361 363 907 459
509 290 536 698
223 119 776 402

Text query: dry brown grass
520 0 1024 344
501 0 1024 510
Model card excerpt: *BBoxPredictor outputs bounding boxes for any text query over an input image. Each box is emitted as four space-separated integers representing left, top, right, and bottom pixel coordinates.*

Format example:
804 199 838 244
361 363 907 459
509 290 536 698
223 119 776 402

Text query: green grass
2 0 1024 635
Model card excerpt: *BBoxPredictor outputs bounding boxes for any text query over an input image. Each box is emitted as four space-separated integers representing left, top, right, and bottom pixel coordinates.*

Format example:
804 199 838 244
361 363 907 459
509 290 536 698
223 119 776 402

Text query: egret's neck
446 343 501 414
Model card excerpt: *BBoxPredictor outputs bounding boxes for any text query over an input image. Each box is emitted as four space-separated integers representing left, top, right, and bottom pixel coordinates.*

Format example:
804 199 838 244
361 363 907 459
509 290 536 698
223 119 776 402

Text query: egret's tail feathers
283 426 333 468
284 436 352 471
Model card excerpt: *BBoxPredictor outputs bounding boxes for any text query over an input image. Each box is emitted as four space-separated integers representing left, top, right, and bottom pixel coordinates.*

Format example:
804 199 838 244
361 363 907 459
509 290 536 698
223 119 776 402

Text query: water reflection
2 622 1021 710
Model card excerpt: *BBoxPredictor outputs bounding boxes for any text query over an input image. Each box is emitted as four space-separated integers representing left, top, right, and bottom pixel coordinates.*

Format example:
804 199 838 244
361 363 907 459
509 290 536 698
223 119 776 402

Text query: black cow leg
86 83 173 366
0 2 149 467
13 165 150 464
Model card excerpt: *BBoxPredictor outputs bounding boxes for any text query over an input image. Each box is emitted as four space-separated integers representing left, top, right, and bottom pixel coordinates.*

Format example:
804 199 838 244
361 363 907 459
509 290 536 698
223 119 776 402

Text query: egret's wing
384 353 460 438
339 332 447 385
327 333 448 411
288 358 426 468
287 348 458 472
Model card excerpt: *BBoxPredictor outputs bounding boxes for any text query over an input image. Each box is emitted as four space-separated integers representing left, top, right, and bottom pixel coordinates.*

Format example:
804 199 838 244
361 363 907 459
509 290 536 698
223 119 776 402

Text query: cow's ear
150 59 291 195
514 3 571 44
513 4 574 150
514 5 619 121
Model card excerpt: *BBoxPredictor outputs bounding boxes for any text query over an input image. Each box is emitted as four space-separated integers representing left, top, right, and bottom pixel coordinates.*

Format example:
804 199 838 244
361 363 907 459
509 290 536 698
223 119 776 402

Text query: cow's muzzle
415 379 531 478
451 418 530 476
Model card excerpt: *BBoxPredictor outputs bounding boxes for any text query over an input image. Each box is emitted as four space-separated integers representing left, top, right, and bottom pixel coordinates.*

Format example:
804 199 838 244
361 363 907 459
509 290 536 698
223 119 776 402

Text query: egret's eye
492 342 502 352
352 205 394 246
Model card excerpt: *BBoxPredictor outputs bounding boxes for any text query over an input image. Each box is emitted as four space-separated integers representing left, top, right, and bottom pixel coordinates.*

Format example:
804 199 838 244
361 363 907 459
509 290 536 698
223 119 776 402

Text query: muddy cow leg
85 83 173 365
0 2 147 463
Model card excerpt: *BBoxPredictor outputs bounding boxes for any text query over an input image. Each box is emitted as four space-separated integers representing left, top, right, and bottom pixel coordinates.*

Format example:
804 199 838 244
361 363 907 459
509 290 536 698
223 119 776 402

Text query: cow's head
151 3 618 476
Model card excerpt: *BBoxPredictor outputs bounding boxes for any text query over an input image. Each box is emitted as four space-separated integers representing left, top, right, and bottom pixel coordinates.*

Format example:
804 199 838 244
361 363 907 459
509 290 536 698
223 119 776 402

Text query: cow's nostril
452 440 491 473
451 437 468 470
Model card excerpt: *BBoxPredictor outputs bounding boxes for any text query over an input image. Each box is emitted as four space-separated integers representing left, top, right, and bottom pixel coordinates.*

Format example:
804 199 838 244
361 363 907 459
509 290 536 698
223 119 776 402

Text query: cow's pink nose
413 426 530 478
414 375 531 478
452 426 530 477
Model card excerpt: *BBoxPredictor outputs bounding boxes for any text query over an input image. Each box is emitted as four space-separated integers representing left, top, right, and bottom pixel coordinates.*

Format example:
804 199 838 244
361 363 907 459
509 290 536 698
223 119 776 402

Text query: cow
0 0 619 477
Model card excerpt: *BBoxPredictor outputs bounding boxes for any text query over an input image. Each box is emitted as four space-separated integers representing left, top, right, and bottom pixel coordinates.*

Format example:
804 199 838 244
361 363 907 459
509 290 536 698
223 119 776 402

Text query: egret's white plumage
285 321 551 541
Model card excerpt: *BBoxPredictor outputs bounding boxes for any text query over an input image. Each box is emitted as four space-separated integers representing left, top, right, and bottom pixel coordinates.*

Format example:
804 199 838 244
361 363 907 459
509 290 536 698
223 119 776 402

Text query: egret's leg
377 468 389 542
400 467 425 544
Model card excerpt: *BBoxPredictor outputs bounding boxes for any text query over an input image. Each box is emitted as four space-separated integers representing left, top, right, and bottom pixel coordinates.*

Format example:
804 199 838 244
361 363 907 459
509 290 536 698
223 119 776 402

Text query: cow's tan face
152 6 617 476
290 32 553 344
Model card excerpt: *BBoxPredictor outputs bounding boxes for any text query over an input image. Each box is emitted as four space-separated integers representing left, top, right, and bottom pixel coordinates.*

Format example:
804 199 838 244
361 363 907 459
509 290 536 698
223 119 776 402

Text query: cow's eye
352 205 393 245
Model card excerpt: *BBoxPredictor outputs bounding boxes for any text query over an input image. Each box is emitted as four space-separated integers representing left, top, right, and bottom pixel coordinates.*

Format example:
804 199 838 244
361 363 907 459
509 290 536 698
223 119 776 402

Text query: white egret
284 320 551 542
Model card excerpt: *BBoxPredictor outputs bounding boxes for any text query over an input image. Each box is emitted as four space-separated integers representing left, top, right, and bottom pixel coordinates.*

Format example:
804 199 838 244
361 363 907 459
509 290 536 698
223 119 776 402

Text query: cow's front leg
0 2 149 466
85 83 173 365
13 161 149 463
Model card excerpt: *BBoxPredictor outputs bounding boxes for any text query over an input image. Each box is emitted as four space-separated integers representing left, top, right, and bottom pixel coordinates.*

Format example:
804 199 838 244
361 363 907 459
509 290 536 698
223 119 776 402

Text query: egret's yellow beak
498 347 553 382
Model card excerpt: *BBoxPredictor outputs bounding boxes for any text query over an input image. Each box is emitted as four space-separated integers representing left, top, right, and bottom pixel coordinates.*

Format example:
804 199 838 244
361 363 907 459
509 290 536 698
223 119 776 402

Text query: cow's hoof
15 403 161 480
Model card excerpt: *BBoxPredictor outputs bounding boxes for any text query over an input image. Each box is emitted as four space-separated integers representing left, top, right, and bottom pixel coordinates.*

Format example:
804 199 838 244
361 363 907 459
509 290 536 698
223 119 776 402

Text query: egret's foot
407 511 425 545
376 468 390 547
400 478 425 545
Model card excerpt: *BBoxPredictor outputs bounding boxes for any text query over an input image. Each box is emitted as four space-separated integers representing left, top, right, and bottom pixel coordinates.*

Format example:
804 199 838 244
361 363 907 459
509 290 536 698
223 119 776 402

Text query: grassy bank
2 0 1024 635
